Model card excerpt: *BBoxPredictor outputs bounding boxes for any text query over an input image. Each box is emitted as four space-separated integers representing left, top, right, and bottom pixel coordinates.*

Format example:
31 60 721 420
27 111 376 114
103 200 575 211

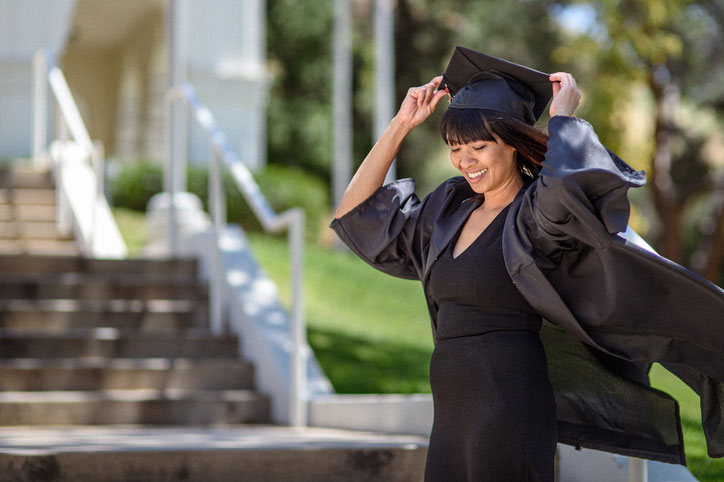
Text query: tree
555 0 724 282
601 0 724 281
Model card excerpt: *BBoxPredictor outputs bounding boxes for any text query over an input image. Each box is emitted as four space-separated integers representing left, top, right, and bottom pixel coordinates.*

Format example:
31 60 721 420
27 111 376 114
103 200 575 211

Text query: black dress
425 205 557 482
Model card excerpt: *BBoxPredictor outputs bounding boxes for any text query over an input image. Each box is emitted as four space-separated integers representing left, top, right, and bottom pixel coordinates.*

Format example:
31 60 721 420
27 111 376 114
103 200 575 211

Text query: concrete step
0 299 201 332
10 204 57 222
0 330 238 358
0 389 270 425
0 221 72 240
0 426 428 481
0 254 199 276
0 188 57 206
0 358 255 391
0 273 208 300
0 204 11 220
0 239 80 256
0 168 53 190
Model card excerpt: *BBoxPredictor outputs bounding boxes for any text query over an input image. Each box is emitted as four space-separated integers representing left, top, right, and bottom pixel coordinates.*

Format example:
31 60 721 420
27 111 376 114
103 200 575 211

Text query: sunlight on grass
246 232 434 394
650 363 724 481
111 207 148 257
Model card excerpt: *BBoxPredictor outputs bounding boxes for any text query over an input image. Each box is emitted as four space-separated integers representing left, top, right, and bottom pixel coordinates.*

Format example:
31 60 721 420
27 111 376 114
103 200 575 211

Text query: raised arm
334 76 448 219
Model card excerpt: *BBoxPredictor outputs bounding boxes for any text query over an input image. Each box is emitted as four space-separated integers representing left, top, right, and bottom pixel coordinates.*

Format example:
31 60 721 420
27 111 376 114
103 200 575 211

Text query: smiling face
449 138 521 194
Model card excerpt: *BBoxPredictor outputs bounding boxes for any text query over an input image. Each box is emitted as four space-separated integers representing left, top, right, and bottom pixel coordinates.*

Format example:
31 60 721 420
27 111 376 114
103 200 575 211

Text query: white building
0 0 267 170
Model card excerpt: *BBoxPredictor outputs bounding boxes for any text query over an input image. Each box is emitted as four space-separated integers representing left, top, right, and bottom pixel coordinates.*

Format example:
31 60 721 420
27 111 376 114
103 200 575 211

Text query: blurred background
2 0 723 283
1 1 723 479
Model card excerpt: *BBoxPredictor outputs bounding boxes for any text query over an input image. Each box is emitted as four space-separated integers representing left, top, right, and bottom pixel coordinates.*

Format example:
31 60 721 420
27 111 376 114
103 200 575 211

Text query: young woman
331 47 724 481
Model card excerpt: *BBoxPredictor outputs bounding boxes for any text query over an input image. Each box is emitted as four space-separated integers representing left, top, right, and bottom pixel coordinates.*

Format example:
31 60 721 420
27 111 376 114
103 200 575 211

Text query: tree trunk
692 183 724 284
648 71 685 264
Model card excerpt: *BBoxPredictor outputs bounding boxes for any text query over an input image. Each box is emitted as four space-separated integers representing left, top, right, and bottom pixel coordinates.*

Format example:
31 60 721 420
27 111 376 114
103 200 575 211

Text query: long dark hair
440 108 548 179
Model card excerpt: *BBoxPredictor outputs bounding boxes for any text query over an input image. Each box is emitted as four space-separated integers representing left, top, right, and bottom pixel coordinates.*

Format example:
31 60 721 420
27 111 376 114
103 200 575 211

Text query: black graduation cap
441 46 553 125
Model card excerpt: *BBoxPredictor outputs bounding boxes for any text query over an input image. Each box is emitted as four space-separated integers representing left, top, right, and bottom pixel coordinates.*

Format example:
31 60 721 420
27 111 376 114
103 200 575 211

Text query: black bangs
440 108 501 145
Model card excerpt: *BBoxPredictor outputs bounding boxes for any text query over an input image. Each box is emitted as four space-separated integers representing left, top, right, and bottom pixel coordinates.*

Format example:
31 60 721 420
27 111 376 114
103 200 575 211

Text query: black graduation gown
330 115 724 465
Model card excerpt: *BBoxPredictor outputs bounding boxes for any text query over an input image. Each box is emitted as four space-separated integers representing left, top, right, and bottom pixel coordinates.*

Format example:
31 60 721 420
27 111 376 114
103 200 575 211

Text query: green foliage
109 162 164 211
109 162 329 241
266 0 334 180
225 164 329 241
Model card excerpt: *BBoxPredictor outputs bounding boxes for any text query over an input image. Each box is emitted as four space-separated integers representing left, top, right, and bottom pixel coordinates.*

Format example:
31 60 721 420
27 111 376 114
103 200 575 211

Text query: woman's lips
466 168 487 183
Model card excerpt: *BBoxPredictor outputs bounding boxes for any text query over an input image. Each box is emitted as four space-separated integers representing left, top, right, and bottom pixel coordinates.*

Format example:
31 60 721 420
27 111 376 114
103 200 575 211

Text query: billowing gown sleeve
507 115 724 459
330 178 428 281
533 116 646 247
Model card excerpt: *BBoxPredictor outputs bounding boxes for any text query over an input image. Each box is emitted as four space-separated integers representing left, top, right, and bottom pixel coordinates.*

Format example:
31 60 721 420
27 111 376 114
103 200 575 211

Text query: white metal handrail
32 49 122 257
166 83 307 427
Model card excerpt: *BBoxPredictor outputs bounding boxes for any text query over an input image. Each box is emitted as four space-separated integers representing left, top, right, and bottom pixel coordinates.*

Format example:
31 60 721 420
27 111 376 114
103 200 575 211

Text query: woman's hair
440 108 548 179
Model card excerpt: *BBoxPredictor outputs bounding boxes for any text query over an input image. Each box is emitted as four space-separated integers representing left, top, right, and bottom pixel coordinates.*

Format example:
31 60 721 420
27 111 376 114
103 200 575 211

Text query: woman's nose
459 153 477 169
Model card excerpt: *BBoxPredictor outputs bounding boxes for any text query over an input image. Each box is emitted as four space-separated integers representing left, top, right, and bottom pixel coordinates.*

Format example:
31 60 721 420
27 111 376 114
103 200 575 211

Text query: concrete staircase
0 253 270 426
0 165 269 426
0 166 78 256
0 165 428 481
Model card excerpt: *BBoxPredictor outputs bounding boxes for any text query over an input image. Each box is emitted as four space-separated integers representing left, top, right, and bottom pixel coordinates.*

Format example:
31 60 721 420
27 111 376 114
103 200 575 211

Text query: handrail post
209 145 225 335
628 457 647 482
172 82 308 427
89 141 105 256
32 50 48 167
32 49 127 258
289 209 307 426
165 91 179 256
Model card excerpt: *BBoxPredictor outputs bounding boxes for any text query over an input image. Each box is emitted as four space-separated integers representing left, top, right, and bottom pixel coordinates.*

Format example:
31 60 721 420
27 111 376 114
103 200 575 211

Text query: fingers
415 76 444 107
548 72 582 118
429 88 449 110
549 72 577 88
398 76 447 127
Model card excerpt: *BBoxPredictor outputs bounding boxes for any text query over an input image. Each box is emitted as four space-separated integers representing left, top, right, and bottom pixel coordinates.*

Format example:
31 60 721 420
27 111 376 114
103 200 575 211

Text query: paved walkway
0 425 428 454
0 426 429 481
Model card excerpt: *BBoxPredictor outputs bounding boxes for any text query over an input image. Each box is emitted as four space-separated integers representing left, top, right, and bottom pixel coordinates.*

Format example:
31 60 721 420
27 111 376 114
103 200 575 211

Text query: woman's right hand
395 76 448 129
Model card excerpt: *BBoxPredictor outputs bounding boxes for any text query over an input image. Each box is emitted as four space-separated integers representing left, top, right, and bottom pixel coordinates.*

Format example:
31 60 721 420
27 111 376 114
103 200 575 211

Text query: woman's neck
480 175 523 211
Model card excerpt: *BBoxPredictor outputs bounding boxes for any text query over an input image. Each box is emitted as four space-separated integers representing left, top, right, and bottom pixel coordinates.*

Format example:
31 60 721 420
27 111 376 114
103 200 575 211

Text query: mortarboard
441 46 553 125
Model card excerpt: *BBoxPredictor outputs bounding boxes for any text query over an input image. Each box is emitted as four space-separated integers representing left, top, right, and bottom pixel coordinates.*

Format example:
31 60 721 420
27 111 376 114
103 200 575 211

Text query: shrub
109 162 164 211
110 162 329 241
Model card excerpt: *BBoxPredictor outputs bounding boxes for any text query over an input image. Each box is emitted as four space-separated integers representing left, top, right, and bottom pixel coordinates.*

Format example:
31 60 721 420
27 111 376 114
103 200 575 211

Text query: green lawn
111 209 722 480
246 232 434 394
112 207 150 257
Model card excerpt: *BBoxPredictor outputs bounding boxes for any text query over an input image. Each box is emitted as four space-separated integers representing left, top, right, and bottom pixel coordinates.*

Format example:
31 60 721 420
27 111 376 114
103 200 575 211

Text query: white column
0 0 75 159
375 0 396 185
185 0 267 170
332 0 353 212
32 50 48 166
166 0 189 194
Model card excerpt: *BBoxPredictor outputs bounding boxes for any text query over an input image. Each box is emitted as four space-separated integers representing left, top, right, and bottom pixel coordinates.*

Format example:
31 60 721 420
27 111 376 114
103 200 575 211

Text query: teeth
468 169 487 179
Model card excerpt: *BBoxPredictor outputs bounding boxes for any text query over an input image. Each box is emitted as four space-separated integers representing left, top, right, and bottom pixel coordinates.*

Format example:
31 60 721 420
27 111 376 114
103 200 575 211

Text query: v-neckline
451 204 509 260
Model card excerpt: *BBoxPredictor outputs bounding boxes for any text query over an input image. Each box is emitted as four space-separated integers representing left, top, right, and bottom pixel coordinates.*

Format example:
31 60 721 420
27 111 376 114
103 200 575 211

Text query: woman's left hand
549 72 581 117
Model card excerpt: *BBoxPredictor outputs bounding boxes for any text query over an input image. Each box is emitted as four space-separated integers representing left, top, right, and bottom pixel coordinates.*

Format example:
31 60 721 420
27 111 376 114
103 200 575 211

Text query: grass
111 207 149 257
649 363 724 481
245 231 434 394
110 209 722 480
